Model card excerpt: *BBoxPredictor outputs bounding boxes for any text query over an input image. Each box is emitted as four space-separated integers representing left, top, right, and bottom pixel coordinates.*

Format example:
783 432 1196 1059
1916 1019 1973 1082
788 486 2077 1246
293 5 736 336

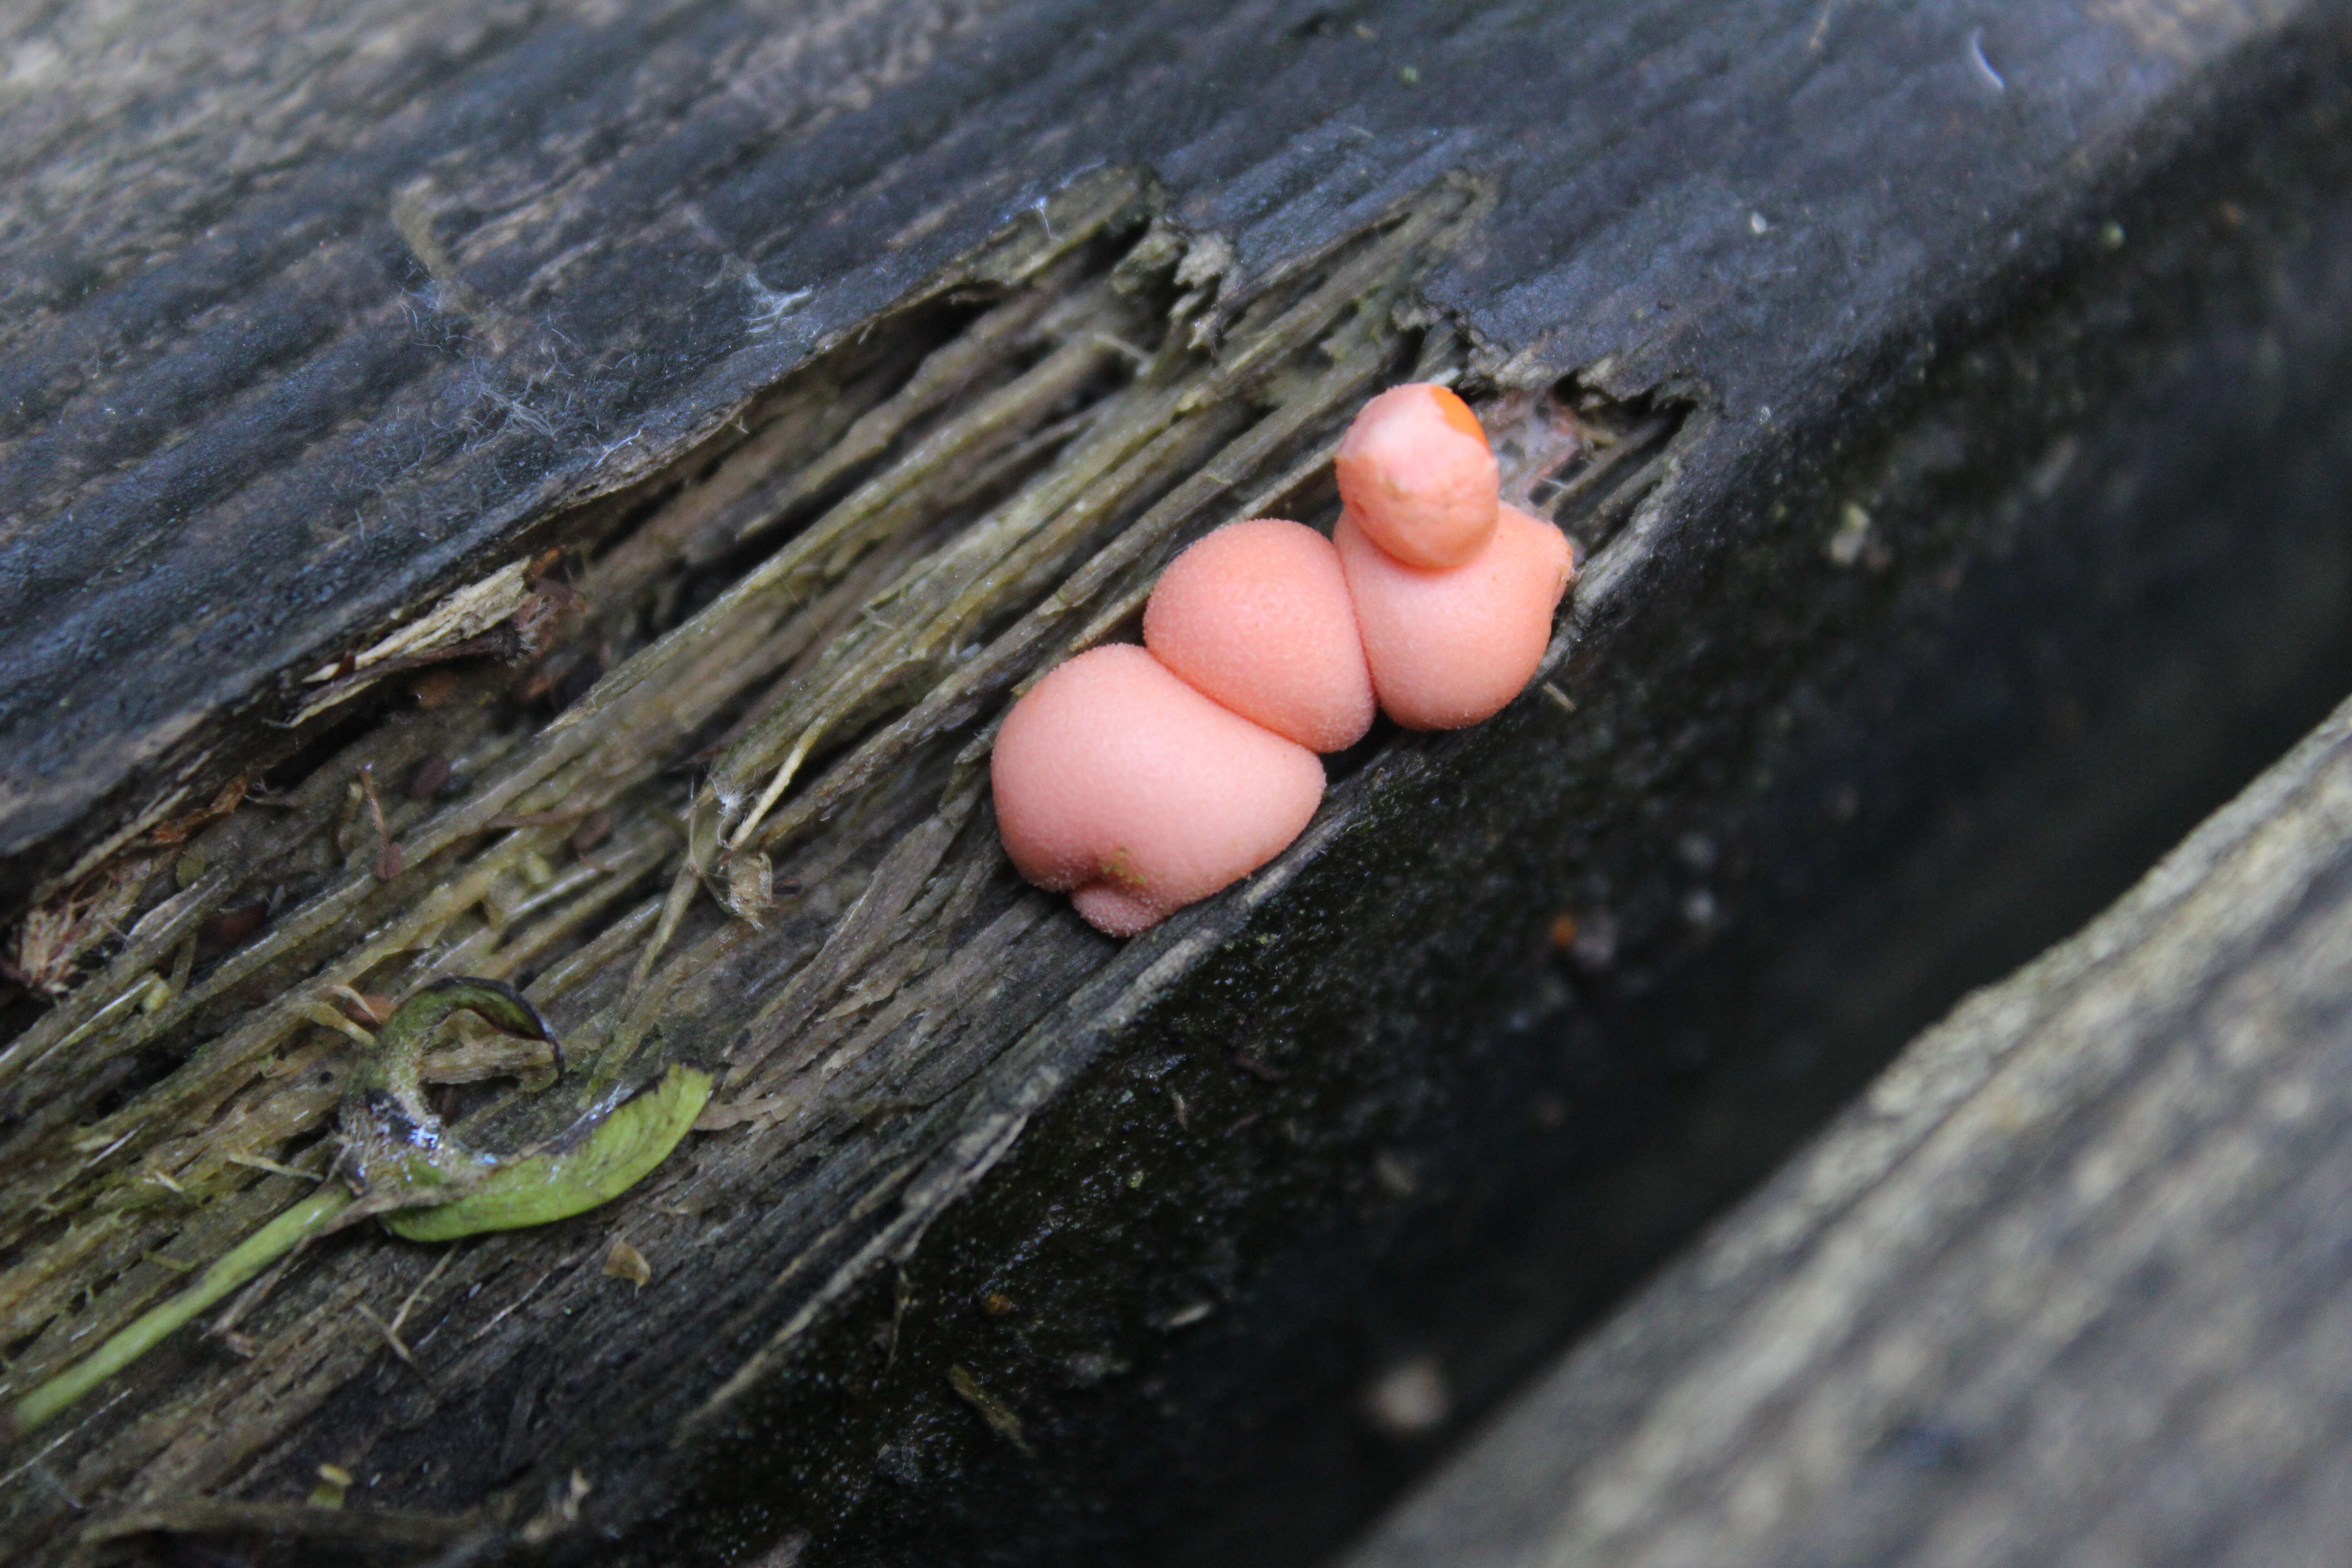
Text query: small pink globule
1336 502 1574 731
990 644 1326 937
1143 518 1374 754
1333 383 1500 569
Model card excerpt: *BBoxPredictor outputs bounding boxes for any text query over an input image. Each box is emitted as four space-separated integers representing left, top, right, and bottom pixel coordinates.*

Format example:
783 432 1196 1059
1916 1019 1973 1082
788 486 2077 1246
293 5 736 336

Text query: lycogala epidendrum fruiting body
1143 518 1375 754
990 645 1325 937
1333 382 1500 568
993 382 1574 937
1337 502 1574 731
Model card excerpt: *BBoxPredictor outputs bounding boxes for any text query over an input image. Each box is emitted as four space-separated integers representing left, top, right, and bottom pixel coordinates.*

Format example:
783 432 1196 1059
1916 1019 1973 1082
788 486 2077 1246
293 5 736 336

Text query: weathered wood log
4 0 2352 1565
1344 687 2352 1568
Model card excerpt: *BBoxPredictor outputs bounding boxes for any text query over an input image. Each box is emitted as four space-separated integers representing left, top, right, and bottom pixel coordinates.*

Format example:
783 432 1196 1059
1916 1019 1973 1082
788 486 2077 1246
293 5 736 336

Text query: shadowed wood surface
0 0 2290 904
1 1 2350 1566
1344 689 2352 1568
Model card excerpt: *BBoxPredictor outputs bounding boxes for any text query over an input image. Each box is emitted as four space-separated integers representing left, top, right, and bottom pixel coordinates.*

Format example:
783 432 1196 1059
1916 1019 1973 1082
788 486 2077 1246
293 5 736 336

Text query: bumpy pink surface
1143 518 1374 754
1336 503 1574 731
990 644 1326 936
1333 384 1500 569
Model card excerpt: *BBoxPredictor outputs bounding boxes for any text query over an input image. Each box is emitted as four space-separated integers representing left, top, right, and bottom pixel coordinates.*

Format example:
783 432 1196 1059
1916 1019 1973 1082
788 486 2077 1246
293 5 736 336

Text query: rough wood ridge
1348 685 2352 1568
2 0 2346 1562
0 186 1570 1556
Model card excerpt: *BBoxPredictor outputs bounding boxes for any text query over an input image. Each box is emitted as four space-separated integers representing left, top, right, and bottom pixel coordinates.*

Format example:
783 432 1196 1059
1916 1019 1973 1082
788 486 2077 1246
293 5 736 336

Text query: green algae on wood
11 979 708 1434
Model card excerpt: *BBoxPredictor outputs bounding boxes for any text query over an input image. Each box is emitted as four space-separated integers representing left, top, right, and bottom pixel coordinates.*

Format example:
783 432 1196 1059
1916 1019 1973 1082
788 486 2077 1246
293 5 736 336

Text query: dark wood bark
1344 692 2352 1568
2 2 2351 1566
0 0 2296 906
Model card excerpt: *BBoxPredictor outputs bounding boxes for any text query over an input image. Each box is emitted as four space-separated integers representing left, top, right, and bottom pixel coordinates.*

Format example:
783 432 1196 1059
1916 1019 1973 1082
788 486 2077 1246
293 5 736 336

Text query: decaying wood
0 185 1515 1553
5 0 2313 913
4 0 2352 1564
1344 689 2352 1568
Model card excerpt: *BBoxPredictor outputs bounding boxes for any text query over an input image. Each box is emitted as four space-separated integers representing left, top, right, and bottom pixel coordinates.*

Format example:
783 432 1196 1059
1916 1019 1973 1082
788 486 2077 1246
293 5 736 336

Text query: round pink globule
990 644 1326 936
1336 502 1574 731
1333 383 1500 569
1143 518 1374 754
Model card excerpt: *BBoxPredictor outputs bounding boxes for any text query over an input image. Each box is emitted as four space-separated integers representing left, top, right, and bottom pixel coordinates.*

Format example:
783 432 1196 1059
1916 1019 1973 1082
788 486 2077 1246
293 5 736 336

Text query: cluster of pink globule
990 383 1575 936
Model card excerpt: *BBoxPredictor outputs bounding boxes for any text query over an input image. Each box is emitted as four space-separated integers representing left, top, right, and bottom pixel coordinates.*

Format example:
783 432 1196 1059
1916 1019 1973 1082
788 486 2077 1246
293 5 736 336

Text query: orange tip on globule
1333 383 1500 569
992 381 1581 937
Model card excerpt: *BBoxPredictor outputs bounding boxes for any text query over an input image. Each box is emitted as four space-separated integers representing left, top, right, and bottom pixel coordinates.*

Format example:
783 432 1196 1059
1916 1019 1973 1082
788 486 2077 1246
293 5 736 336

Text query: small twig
884 1266 913 1377
358 1250 456 1385
946 1364 1032 1456
355 1301 420 1372
330 982 394 1025
358 765 404 881
237 790 307 810
224 1152 328 1182
392 1249 457 1344
302 999 377 1048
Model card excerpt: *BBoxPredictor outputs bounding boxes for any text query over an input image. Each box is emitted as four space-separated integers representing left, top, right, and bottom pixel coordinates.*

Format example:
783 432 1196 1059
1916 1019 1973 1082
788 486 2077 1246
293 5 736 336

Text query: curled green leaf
338 976 561 1202
12 976 703 1435
384 1064 711 1241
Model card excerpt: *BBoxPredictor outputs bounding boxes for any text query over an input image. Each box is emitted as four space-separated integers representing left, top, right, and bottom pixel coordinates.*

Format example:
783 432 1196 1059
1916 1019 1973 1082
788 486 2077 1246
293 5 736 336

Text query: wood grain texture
2 0 2350 1564
0 0 2285 898
1344 688 2352 1568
